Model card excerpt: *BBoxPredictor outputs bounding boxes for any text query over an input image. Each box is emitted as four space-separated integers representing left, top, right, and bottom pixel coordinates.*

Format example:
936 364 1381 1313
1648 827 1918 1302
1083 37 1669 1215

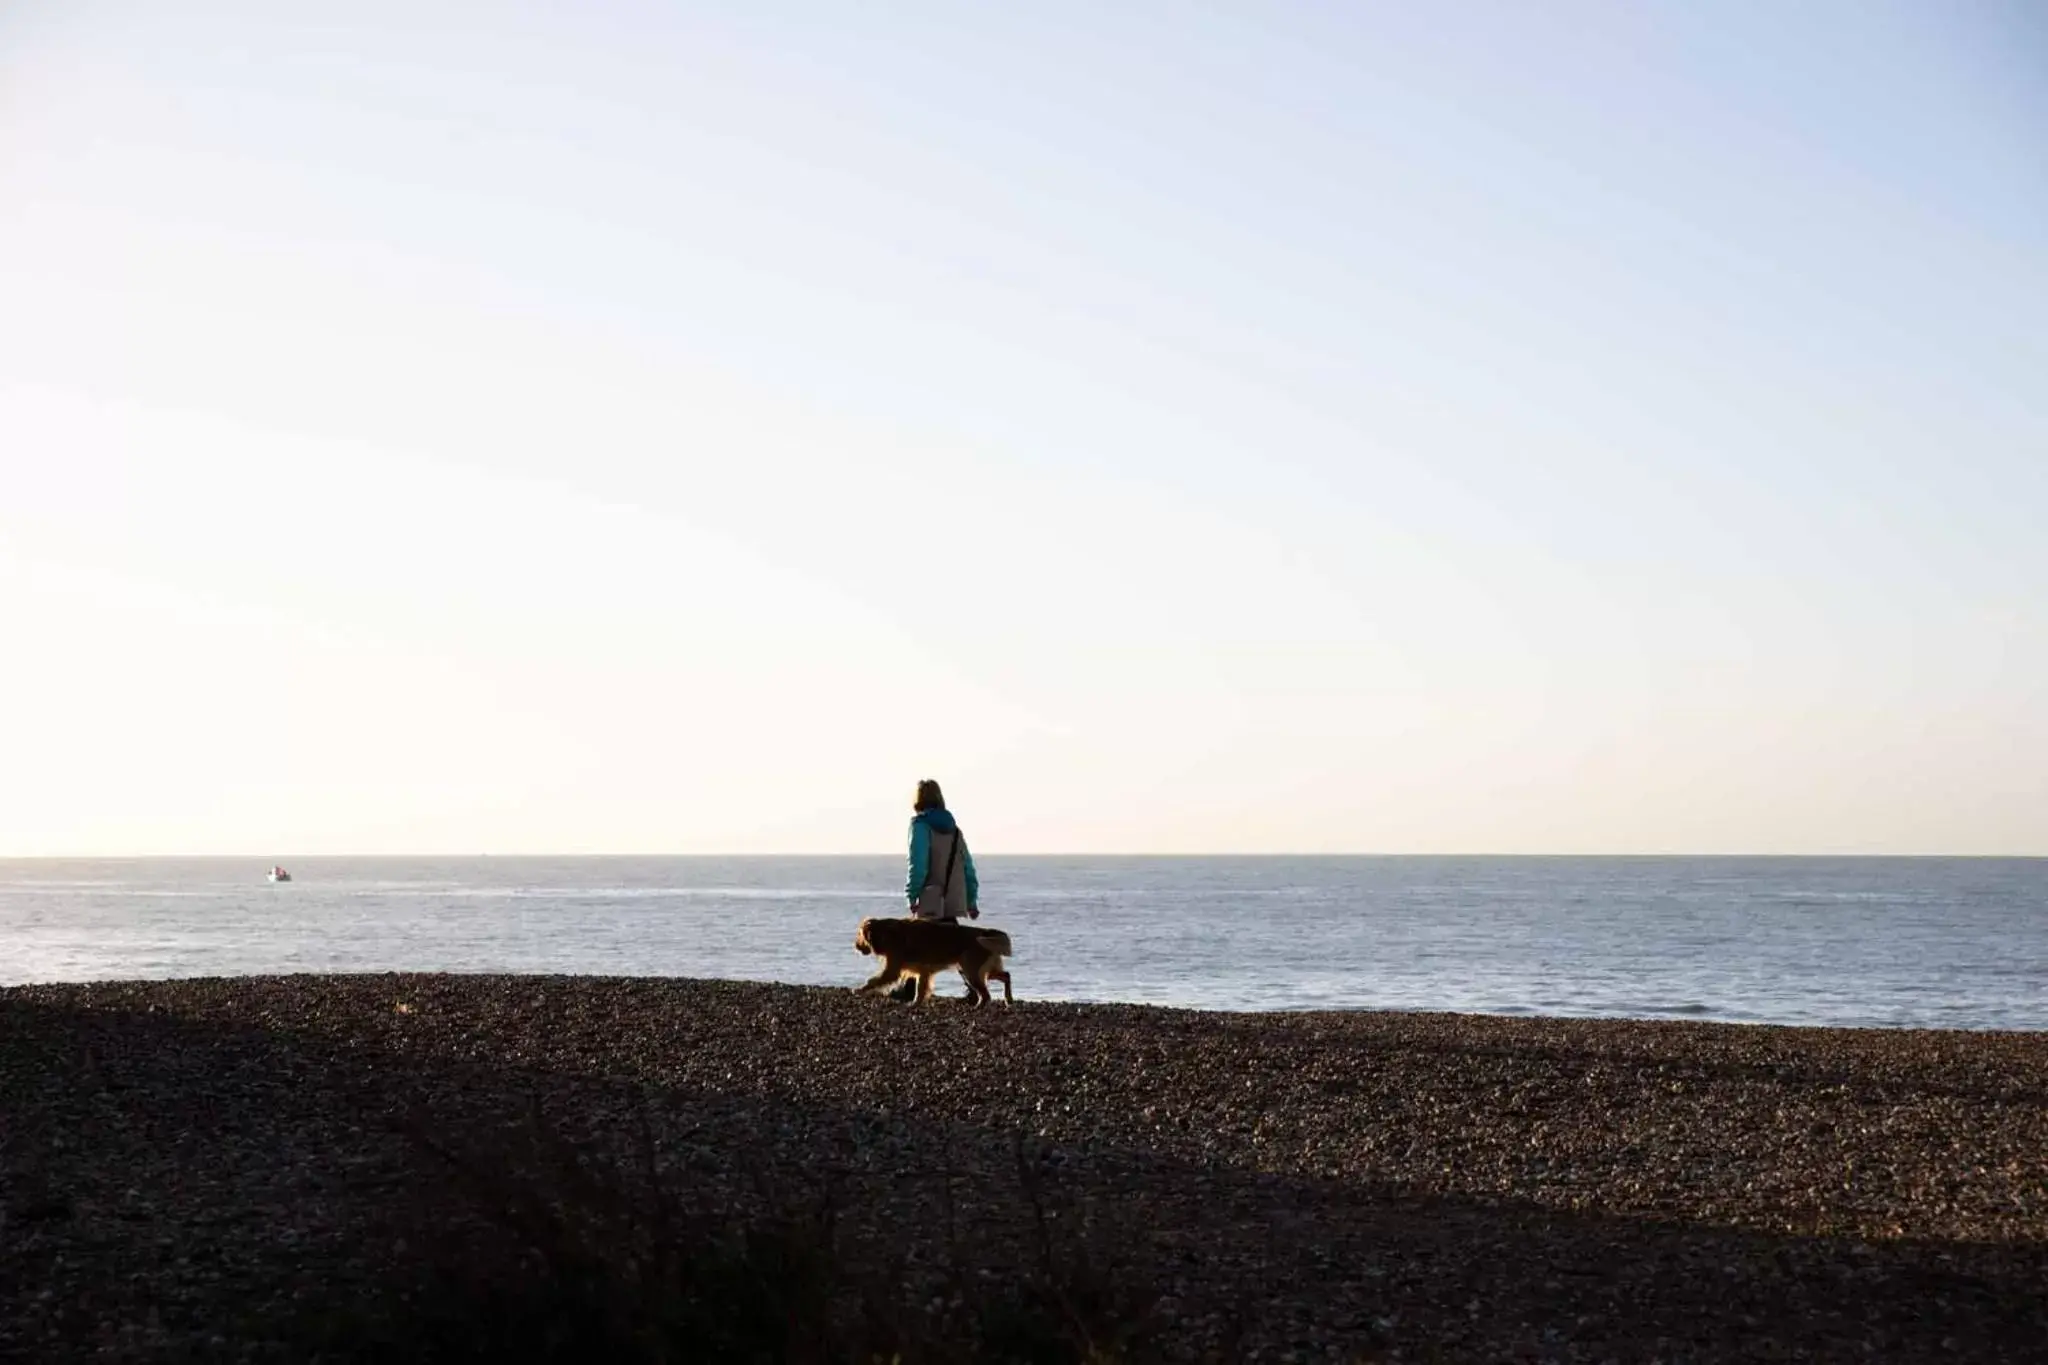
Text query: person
906 778 978 921
890 779 979 1001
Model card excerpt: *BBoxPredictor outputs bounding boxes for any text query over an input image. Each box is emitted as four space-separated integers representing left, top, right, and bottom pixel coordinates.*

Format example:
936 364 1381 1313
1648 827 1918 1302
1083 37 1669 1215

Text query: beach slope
3 976 2044 1361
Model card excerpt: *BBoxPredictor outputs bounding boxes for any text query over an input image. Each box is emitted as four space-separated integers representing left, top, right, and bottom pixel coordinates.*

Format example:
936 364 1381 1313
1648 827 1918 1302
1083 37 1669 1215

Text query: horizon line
3 851 2043 861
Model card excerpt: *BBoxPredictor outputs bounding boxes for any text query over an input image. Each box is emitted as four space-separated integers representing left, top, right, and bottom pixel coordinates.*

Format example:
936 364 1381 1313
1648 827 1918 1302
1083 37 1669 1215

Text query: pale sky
2 1 2044 856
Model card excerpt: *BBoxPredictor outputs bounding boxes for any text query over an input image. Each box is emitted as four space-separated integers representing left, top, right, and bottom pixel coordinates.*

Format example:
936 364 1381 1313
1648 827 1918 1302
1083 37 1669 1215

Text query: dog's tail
972 929 1013 958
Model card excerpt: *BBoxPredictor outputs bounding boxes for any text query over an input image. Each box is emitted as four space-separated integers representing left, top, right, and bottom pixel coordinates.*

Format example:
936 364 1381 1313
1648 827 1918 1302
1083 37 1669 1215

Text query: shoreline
4 973 2045 1360
6 970 2042 1035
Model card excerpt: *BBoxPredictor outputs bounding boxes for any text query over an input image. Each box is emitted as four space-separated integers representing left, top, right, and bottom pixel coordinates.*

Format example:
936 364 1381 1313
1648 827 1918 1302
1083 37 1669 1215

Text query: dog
852 916 1014 1007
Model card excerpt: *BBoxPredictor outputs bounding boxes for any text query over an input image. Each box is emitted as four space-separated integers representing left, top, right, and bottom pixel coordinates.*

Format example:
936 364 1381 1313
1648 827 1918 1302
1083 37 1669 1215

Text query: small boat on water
268 866 292 884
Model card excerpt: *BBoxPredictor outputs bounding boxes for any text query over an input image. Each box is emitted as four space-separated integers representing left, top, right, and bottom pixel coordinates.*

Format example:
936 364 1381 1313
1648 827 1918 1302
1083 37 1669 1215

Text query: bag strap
937 826 964 897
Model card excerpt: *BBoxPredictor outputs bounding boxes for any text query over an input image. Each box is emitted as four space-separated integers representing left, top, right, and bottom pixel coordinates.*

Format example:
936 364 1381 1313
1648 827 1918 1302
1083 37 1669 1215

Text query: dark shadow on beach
3 980 2044 1362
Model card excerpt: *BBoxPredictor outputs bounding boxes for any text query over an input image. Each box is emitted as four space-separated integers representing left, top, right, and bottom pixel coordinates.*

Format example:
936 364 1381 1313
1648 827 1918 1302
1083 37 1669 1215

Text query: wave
344 886 895 901
1520 998 1720 1018
1766 891 1926 905
0 888 216 898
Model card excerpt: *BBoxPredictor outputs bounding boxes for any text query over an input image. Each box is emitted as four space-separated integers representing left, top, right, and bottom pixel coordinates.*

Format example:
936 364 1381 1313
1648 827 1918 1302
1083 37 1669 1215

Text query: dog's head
854 917 876 955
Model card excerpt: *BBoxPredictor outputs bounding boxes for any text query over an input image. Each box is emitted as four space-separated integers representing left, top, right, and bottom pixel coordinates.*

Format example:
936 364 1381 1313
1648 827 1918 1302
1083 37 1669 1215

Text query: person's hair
913 779 945 812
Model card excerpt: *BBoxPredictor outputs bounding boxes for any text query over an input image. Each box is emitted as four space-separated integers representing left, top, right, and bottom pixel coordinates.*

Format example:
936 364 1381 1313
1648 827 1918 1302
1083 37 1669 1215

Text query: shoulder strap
939 826 964 894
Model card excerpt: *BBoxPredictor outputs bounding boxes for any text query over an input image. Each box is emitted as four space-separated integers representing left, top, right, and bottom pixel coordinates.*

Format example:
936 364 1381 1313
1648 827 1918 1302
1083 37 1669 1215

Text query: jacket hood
913 808 958 834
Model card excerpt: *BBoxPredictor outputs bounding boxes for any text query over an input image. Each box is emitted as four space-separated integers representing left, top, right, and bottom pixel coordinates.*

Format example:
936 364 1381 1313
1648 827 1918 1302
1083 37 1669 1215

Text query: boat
268 866 292 884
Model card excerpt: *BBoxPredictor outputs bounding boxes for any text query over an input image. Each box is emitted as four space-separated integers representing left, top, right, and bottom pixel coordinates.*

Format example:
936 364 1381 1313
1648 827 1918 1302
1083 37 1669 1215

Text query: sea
2 857 2043 1031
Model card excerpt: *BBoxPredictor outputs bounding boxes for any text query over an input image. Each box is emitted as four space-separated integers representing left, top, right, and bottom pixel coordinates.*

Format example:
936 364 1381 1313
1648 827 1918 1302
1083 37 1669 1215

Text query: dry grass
310 1102 1167 1364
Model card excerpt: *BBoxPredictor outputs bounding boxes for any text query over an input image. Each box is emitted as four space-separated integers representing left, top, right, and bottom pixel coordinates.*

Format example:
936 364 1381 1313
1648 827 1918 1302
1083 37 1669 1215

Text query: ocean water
1 857 2043 1031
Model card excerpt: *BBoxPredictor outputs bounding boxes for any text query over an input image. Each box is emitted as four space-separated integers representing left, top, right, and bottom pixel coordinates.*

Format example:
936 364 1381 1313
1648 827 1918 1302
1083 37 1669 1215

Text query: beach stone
0 975 2044 1361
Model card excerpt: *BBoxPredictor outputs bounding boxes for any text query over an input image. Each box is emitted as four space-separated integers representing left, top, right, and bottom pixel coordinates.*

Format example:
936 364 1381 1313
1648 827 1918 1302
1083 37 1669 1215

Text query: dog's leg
991 968 1013 1004
912 971 934 1005
856 959 902 994
957 960 992 1008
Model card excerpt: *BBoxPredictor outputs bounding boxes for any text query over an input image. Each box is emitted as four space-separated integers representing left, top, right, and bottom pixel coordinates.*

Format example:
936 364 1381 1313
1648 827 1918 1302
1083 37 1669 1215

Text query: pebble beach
3 974 2044 1361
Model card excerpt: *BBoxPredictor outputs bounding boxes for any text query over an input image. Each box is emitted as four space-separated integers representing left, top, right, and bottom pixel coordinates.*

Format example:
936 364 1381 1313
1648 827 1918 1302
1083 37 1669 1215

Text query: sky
2 1 2044 856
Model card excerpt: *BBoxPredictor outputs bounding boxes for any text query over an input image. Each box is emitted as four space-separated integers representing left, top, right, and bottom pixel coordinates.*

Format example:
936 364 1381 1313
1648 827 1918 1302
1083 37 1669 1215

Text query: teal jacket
905 808 979 908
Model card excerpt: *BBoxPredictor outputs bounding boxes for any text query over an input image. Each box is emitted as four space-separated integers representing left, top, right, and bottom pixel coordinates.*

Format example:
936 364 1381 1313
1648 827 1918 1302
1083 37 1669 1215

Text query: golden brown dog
853 916 1014 1006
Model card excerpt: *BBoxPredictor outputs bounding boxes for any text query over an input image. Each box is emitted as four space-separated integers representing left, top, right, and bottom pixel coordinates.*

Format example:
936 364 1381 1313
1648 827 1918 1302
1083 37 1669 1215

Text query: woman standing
906 779 979 922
